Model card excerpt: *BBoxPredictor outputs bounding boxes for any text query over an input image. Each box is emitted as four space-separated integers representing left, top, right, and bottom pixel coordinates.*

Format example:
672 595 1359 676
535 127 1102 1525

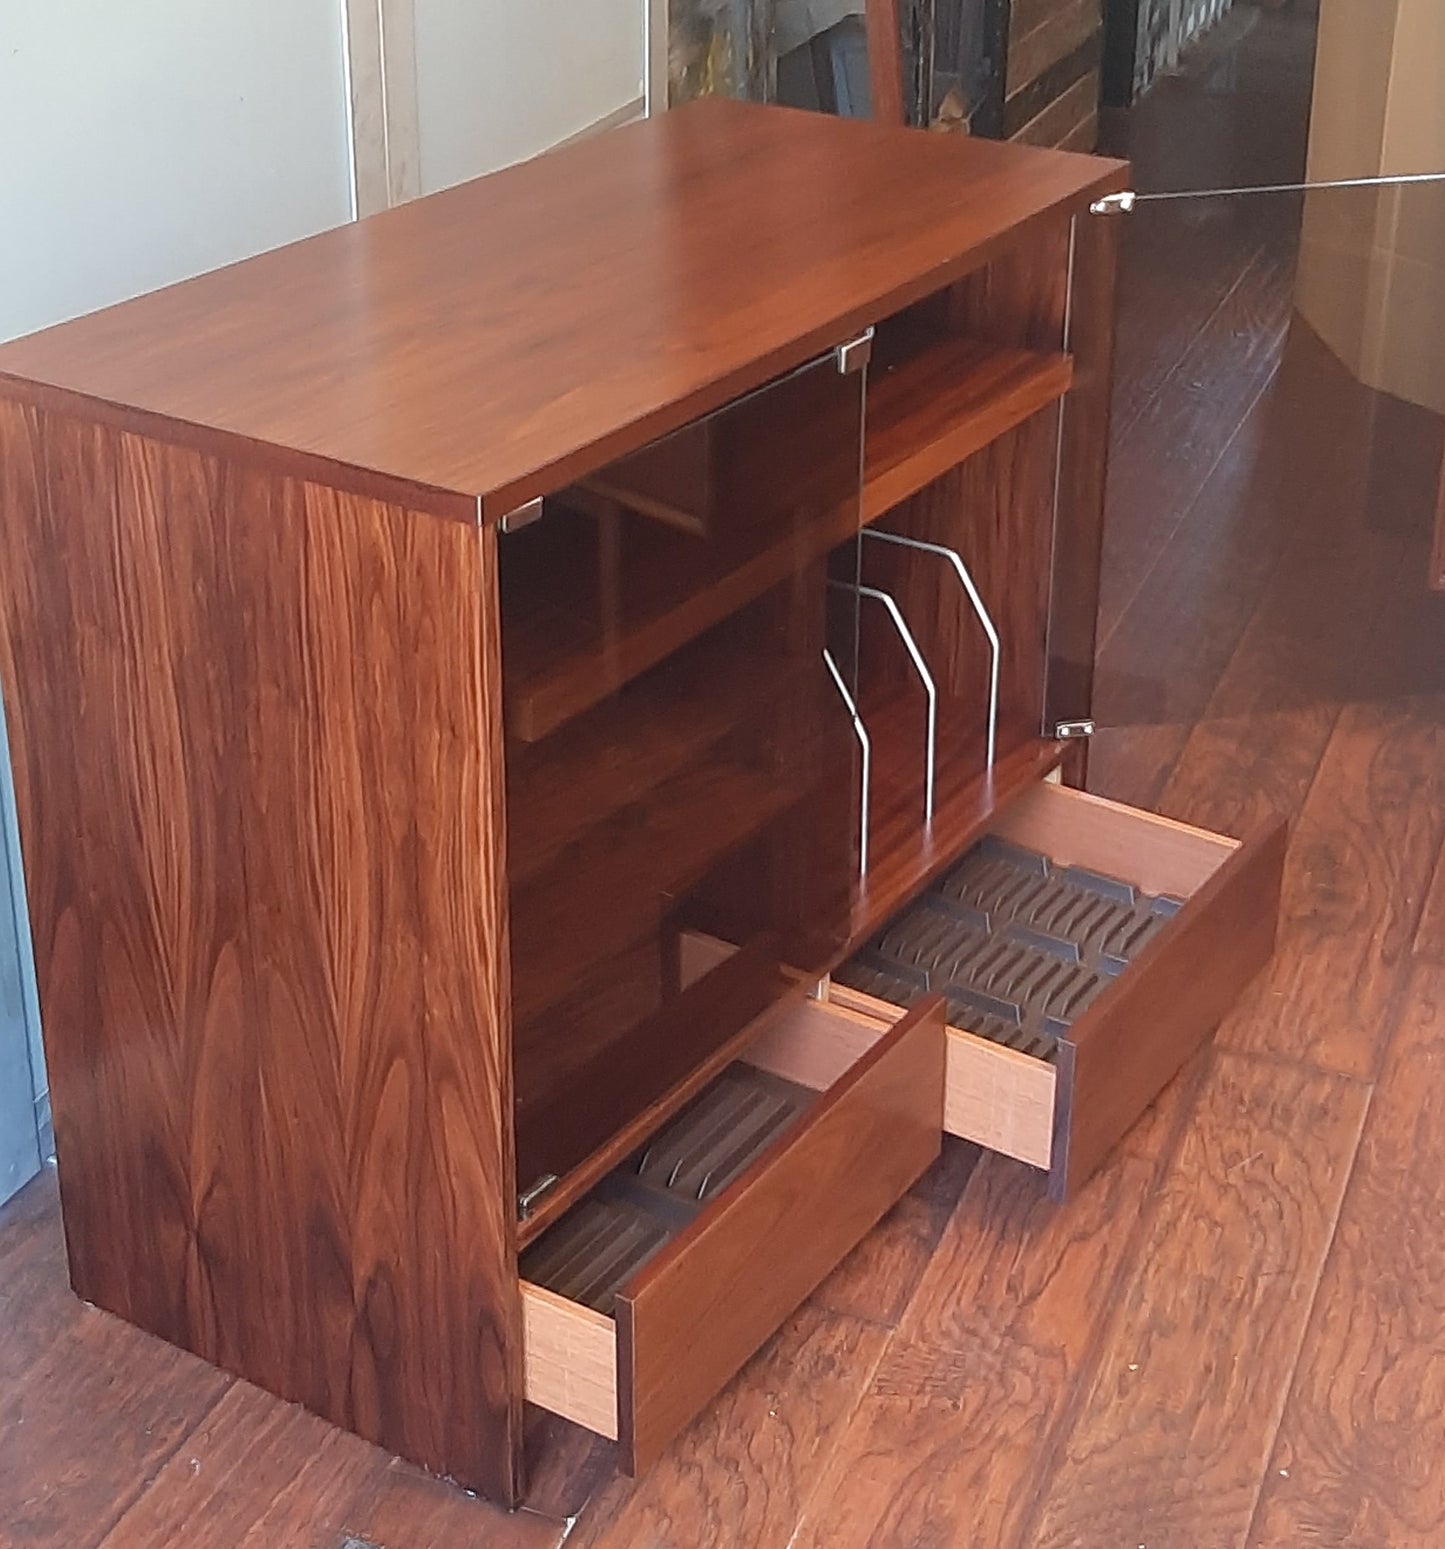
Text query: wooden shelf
507 629 801 887
850 691 1067 942
863 335 1073 522
502 501 860 744
502 336 1069 745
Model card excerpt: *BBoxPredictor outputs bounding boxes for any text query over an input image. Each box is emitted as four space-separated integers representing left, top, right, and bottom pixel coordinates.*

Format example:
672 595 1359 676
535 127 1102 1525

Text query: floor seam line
1108 236 1271 449
1005 1046 1215 1549
82 1373 236 1549
1236 1079 1374 1549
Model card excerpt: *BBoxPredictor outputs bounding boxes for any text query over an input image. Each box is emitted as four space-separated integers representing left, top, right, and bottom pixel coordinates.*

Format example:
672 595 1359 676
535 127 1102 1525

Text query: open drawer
834 782 1287 1200
520 994 946 1471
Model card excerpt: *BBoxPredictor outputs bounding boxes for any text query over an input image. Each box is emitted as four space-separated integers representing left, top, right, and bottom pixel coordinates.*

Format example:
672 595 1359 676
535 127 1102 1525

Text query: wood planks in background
1007 0 1103 149
1023 1053 1369 1548
1250 963 1445 1546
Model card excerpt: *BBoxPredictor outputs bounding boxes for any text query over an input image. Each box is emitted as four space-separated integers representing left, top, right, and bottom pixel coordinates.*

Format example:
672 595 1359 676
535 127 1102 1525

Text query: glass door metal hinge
1054 719 1095 740
500 496 544 534
835 327 875 375
1089 191 1137 216
518 1173 559 1220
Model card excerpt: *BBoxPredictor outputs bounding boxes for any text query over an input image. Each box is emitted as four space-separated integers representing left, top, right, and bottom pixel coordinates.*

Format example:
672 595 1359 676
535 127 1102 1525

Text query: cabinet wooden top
0 100 1125 522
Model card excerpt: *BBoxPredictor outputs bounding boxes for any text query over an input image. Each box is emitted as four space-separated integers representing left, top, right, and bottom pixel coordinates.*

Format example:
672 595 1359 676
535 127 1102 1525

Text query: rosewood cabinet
0 100 1283 1506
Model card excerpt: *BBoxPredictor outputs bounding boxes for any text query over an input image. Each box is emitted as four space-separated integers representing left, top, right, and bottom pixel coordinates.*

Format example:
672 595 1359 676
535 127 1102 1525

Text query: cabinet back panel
860 406 1061 763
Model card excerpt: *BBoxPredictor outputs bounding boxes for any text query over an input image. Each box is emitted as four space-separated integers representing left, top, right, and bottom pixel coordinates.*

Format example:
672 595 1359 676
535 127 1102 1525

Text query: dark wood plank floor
7 6 1445 1544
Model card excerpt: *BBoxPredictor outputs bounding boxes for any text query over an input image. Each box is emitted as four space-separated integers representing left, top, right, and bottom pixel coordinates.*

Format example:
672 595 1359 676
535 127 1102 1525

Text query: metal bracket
1054 719 1095 740
835 326 875 376
517 1172 559 1220
500 496 545 534
1089 190 1137 216
823 649 871 876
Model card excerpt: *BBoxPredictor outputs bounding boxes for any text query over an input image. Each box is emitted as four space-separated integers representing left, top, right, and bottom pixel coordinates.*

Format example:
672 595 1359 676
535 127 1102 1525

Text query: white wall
413 0 645 194
0 0 355 343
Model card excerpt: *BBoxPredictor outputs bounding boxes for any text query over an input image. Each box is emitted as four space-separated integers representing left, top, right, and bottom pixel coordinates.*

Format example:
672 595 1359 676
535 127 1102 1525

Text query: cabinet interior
502 238 1080 1240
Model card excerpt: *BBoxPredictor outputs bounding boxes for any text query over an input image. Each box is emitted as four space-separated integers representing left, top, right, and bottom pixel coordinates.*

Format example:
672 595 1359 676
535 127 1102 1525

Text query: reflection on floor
6 6 1445 1545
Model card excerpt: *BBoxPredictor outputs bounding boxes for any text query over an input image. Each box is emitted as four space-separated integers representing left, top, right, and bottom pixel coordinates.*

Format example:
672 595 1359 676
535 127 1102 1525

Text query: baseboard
551 95 647 152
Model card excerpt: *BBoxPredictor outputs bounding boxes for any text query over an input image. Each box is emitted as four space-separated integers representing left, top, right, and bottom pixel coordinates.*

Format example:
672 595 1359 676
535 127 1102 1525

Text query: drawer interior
684 781 1279 1192
836 829 1185 1063
520 1063 818 1314
835 782 1279 1192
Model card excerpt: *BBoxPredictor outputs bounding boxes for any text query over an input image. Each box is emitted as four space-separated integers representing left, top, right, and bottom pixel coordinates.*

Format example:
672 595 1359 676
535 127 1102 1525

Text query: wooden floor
8 8 1445 1545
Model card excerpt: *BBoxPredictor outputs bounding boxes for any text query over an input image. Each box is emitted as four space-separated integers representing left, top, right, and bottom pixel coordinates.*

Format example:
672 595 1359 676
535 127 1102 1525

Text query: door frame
647 0 669 111
343 0 422 215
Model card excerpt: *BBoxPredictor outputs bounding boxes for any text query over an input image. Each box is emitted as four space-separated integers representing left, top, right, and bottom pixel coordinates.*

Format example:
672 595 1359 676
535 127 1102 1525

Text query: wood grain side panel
0 400 523 1502
616 997 947 1474
1055 817 1287 1199
0 373 482 525
521 1284 619 1442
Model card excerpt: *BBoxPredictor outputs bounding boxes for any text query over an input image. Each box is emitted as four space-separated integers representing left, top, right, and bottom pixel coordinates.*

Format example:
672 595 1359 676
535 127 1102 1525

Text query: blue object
0 687 47 1208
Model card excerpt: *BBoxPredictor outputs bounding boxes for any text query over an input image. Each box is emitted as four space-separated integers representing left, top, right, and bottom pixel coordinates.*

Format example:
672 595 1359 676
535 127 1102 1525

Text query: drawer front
616 994 945 1471
521 994 945 1471
1047 800 1286 1198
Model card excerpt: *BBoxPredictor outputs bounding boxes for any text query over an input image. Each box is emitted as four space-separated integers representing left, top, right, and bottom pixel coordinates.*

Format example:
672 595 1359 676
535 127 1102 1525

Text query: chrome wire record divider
822 647 871 876
821 532 1000 877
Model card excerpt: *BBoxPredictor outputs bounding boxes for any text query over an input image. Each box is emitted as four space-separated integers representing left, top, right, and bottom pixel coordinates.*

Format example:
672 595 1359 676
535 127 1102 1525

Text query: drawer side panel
521 1283 619 1441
